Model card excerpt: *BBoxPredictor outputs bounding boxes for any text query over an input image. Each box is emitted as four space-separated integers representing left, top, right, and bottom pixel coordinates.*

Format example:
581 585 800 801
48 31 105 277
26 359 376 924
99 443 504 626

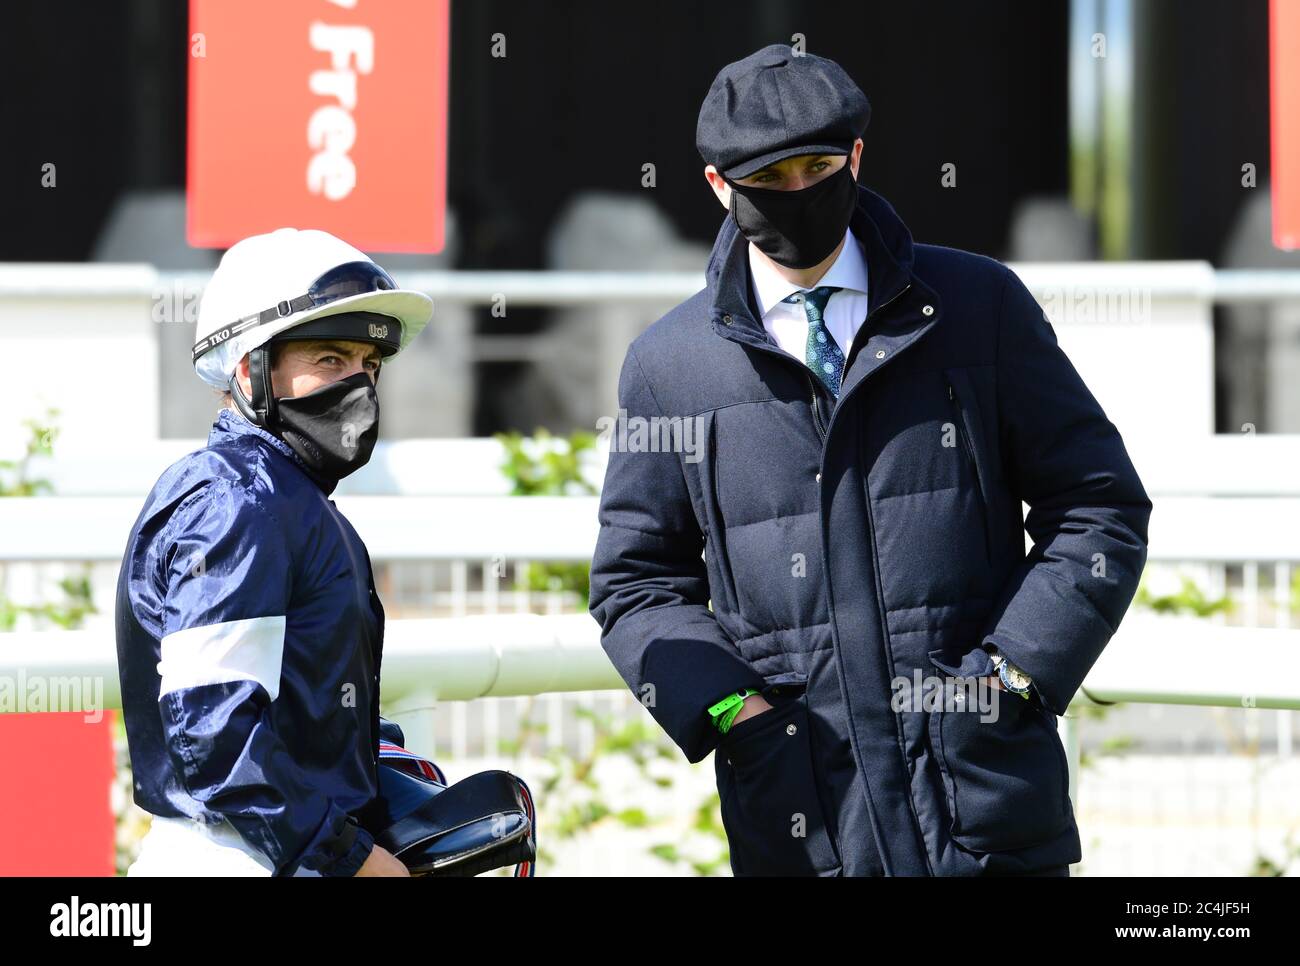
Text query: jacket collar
707 183 920 349
706 183 944 414
748 226 870 320
209 406 338 496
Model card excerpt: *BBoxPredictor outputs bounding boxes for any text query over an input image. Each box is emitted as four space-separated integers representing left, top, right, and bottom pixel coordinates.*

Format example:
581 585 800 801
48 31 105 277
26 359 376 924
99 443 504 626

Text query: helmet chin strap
228 346 278 428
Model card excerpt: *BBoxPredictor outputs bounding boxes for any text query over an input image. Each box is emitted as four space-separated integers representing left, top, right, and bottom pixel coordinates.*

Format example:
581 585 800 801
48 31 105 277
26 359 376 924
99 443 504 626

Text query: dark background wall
450 0 1074 266
0 0 1071 264
0 0 1272 263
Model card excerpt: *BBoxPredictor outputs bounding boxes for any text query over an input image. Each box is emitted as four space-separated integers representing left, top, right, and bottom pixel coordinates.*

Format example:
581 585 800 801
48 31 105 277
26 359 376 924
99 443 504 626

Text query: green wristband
709 688 758 734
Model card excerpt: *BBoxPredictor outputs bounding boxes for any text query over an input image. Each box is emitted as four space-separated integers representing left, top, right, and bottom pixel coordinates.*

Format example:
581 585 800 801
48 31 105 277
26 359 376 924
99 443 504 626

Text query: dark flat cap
696 44 871 180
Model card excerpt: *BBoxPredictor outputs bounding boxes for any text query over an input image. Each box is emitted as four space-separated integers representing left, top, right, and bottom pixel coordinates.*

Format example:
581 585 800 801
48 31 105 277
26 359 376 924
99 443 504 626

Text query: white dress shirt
748 227 870 368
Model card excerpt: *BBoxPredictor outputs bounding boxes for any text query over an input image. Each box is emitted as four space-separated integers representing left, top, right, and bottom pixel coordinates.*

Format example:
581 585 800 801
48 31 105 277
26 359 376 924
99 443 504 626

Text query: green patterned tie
783 286 845 397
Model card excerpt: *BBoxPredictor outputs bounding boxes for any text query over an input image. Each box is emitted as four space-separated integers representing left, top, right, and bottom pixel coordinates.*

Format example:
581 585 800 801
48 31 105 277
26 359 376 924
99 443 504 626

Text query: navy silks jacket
589 184 1152 876
115 407 388 877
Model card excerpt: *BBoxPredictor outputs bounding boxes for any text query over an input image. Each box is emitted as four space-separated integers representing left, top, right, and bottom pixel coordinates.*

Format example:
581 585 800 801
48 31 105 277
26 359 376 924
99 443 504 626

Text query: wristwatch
709 689 758 734
986 646 1032 699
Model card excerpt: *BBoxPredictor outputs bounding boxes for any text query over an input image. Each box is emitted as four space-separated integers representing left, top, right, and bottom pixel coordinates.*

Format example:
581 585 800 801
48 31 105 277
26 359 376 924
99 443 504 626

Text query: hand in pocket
729 693 774 728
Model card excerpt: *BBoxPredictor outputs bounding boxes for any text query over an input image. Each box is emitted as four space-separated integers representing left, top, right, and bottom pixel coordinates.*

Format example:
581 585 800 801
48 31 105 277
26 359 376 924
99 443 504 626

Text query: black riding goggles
191 260 399 363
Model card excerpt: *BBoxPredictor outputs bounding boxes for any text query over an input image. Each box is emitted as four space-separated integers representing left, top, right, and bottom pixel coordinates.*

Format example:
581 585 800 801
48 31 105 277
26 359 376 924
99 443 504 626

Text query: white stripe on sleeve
157 615 286 702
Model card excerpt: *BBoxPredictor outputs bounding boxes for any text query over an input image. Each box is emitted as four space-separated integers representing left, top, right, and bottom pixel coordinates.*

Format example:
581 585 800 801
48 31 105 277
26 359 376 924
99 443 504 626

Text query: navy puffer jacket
589 184 1151 876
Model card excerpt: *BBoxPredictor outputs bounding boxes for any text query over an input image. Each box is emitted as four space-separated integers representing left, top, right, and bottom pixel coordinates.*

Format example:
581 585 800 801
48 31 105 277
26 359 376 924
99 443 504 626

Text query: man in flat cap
590 44 1150 876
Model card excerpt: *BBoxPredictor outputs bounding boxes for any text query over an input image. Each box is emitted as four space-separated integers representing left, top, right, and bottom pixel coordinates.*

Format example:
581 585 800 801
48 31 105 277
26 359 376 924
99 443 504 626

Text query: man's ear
704 164 731 211
234 353 252 399
850 138 863 180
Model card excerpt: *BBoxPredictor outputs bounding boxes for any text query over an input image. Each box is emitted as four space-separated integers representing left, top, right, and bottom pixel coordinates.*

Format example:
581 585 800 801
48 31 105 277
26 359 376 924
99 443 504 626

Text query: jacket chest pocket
717 692 841 876
926 681 1072 853
693 411 741 616
942 368 992 567
865 367 999 612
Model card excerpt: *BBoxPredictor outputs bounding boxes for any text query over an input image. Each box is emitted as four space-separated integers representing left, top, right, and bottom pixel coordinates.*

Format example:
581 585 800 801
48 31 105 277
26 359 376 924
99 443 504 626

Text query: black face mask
273 370 381 483
727 162 859 269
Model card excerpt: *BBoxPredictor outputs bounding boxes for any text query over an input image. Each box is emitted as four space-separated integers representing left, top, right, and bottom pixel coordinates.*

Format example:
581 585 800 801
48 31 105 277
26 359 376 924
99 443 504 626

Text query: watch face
1002 664 1031 690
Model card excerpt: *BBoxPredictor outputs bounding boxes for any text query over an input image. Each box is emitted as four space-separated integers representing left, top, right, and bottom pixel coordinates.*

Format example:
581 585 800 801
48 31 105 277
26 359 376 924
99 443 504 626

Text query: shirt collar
747 227 869 319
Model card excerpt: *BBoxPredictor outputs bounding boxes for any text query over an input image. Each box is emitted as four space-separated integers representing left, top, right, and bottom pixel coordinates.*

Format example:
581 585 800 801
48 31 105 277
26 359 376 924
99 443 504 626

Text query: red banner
0 714 116 876
187 0 450 253
1273 0 1300 249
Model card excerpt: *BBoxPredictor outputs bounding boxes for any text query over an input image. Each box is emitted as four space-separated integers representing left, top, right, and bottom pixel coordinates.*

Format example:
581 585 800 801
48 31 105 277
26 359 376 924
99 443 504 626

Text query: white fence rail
0 614 617 710
4 491 1300 564
5 263 1300 303
4 612 1300 820
0 496 600 563
4 612 1298 712
3 261 1296 452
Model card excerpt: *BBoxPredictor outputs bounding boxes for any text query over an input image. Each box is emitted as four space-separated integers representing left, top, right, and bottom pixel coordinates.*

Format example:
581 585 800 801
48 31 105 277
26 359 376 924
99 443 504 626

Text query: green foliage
0 410 98 631
494 428 596 605
500 698 731 875
1079 732 1139 769
0 409 59 496
1098 570 1236 766
1133 574 1233 618
1249 830 1300 876
494 427 598 497
0 573 97 632
515 561 590 607
492 430 729 873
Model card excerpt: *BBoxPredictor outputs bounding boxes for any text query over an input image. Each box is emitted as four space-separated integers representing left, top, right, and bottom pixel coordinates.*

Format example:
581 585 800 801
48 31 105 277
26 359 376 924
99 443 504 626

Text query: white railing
4 612 1300 816
2 261 1295 451
5 614 1300 710
0 613 617 710
5 263 1300 303
0 495 599 562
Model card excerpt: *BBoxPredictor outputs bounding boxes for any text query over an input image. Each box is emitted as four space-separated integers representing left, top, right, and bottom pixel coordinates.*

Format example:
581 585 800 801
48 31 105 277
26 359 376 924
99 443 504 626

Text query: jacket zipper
721 281 917 445
720 281 916 454
804 282 913 444
822 283 912 430
947 380 992 564
807 371 828 441
706 420 742 612
721 279 935 871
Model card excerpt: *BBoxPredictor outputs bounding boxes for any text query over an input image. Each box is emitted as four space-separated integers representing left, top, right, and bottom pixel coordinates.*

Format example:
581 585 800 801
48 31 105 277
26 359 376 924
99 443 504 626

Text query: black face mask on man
726 161 858 269
229 349 382 485
273 370 381 483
